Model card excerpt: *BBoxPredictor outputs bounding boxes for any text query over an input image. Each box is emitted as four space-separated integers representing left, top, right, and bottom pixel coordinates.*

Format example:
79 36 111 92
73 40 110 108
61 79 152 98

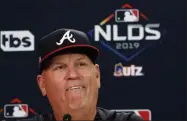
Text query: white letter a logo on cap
56 30 76 45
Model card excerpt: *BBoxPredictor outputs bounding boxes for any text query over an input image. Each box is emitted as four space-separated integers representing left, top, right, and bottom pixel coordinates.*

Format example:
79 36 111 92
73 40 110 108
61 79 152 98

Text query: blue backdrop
0 0 186 120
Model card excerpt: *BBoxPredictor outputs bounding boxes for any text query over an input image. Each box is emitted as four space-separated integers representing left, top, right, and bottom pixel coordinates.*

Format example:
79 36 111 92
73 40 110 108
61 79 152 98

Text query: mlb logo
115 9 139 22
114 109 151 120
4 104 28 118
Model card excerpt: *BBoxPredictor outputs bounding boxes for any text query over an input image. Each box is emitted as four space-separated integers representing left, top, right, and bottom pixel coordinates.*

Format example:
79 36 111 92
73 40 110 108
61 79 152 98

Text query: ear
95 64 101 88
37 75 47 96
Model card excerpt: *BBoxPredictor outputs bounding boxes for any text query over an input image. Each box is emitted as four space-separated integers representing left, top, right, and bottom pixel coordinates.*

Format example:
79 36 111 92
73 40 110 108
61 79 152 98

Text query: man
19 28 143 121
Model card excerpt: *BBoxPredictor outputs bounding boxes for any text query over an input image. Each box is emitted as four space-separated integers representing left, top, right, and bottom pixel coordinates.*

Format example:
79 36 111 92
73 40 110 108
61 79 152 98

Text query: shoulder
97 107 144 121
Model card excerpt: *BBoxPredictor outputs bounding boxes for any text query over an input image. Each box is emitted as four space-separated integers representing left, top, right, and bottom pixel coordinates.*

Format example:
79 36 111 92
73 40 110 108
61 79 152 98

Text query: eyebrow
76 56 86 61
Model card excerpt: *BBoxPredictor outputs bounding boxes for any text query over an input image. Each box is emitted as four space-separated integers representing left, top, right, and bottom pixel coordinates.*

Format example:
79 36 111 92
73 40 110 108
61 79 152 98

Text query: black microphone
63 114 72 121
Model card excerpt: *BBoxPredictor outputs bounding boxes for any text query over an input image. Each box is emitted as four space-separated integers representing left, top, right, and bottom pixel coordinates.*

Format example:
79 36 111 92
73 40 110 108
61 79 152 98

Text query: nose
65 65 80 80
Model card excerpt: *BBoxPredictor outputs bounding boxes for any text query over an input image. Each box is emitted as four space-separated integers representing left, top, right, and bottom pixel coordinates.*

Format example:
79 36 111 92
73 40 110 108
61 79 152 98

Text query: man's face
37 53 100 115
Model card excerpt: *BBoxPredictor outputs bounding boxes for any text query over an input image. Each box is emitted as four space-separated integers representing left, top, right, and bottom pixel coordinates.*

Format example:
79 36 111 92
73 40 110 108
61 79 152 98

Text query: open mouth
66 86 85 91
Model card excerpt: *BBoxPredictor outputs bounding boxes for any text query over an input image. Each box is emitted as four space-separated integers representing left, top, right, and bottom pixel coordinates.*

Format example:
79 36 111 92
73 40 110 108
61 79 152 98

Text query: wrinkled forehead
39 52 96 74
51 53 91 63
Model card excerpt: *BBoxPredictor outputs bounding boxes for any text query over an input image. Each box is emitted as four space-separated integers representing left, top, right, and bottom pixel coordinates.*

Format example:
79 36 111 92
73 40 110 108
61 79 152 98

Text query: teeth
67 86 83 91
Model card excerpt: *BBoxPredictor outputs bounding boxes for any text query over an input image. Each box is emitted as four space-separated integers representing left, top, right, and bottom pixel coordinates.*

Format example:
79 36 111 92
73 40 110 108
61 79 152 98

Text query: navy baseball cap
38 28 99 73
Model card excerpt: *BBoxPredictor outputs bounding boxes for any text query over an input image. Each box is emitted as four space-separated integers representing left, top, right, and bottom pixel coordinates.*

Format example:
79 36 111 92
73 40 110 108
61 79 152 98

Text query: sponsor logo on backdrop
0 98 37 119
88 3 165 77
0 30 34 52
115 9 139 22
88 4 165 61
112 109 151 120
113 63 143 77
4 104 28 118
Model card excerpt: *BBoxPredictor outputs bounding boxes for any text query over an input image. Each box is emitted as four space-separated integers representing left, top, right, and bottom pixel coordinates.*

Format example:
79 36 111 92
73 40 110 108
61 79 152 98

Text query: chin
69 99 87 110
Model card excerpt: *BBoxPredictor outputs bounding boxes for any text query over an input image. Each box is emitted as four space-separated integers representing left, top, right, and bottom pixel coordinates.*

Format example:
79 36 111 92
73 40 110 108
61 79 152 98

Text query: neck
54 107 97 120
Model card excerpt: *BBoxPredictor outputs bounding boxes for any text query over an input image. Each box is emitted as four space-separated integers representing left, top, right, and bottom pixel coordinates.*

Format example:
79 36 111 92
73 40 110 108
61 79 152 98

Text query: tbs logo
0 30 34 52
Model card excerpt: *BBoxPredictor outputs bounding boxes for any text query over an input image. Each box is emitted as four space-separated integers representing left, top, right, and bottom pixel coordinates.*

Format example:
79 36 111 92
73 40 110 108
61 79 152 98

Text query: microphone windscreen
63 114 72 121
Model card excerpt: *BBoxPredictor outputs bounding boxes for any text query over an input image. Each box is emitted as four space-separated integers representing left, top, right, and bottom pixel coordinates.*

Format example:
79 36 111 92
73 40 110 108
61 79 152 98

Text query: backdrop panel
0 0 186 120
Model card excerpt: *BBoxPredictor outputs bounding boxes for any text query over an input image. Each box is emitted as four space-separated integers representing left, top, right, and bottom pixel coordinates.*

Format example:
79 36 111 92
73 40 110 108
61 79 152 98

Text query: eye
77 62 87 67
54 65 66 70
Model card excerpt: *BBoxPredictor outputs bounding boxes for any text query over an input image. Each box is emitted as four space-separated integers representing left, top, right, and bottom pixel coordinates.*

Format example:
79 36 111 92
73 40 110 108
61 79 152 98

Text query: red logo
9 98 37 115
114 109 151 120
0 98 37 117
